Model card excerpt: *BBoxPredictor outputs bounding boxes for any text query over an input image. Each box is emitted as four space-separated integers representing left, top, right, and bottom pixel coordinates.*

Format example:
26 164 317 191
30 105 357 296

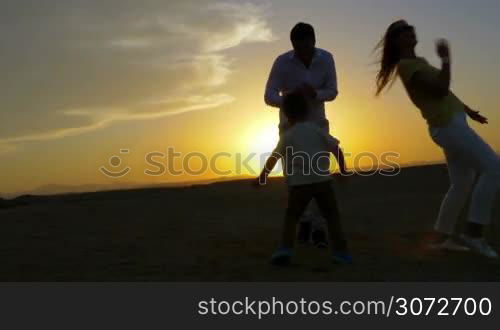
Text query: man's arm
264 57 283 108
315 53 338 102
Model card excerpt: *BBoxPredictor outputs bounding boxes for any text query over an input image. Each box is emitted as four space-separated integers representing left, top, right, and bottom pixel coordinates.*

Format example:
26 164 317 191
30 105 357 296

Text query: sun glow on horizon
236 121 280 176
244 121 279 156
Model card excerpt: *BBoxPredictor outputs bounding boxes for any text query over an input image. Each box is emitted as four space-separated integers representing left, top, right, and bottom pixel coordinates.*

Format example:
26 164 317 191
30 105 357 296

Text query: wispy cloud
0 93 235 153
0 0 273 154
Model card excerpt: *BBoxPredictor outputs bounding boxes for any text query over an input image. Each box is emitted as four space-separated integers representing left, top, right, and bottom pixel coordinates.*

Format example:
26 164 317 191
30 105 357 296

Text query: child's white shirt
274 122 340 187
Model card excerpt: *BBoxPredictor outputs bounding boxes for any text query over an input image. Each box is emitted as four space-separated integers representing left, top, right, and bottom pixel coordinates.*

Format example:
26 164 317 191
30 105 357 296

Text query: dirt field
1 164 499 281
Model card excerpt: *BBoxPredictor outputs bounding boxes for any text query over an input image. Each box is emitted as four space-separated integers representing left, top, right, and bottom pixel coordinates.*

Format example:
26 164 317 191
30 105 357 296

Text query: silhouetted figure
264 22 339 248
375 20 500 258
255 93 351 265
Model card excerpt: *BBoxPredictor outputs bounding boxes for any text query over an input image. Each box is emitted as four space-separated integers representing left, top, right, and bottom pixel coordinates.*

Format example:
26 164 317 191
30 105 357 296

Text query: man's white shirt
264 48 338 131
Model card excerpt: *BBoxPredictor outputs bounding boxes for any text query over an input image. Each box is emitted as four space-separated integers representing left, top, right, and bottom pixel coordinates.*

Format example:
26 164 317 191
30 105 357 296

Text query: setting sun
245 122 279 156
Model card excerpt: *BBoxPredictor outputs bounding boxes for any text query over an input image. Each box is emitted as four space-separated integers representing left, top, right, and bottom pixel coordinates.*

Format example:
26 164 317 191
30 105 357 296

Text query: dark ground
1 164 499 281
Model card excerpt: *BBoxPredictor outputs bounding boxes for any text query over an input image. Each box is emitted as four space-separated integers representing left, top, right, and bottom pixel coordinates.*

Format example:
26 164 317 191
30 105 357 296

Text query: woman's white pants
430 111 500 234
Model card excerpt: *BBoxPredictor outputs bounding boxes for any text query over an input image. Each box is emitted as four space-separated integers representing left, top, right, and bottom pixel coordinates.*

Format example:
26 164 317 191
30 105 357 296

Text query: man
264 22 339 247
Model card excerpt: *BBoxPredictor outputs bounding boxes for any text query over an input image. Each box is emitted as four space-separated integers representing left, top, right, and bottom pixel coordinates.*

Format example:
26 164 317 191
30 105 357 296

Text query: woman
375 20 500 258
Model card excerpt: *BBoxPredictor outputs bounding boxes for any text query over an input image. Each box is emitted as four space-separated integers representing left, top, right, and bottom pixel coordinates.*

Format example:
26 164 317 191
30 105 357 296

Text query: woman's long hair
375 20 407 96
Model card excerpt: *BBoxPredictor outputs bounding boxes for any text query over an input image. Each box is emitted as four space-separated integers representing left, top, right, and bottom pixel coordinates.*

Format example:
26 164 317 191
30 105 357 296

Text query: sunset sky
1 0 500 196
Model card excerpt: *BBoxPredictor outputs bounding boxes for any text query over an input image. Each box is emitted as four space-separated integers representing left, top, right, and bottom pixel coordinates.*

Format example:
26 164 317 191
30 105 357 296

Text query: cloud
0 93 235 153
181 2 275 52
0 0 273 154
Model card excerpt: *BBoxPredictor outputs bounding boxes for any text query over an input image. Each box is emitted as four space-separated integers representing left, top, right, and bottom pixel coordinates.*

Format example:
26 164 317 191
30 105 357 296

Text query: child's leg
313 181 347 252
299 200 326 235
331 145 347 174
282 185 313 248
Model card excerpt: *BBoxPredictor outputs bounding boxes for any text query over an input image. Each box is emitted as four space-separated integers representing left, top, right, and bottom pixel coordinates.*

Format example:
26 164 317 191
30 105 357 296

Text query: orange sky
1 0 500 196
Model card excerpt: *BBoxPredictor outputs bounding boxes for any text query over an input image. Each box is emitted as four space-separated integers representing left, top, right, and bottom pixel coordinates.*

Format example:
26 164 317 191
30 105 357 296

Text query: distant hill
1 162 447 199
0 175 254 200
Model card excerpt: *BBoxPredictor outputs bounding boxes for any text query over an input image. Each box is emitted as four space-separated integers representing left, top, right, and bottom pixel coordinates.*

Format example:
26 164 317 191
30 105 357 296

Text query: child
255 92 352 265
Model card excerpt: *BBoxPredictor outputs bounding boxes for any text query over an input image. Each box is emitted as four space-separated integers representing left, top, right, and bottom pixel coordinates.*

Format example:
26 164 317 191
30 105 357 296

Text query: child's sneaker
332 251 353 264
270 247 293 266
